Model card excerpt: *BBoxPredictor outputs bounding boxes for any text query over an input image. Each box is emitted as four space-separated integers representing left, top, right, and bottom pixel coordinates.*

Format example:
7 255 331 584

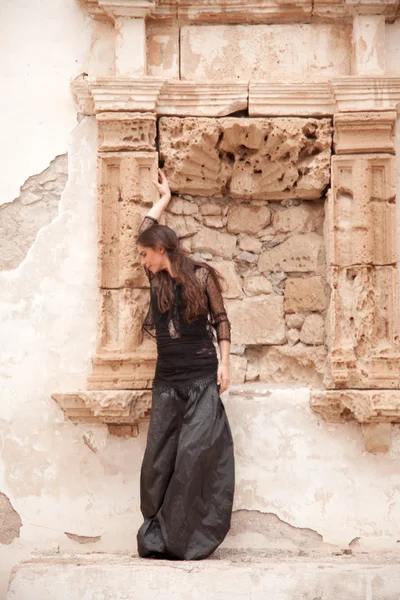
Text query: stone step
6 552 400 600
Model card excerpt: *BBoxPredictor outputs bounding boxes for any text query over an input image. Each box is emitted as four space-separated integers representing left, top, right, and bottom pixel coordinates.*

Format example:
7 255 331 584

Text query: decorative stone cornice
334 111 396 154
52 390 152 425
158 82 248 117
72 76 400 117
81 0 156 20
91 77 165 113
80 0 400 22
314 0 400 18
249 83 335 117
331 77 400 112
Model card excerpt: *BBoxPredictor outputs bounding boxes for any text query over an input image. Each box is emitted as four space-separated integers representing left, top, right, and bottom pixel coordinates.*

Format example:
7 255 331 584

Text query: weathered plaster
0 0 112 206
180 24 352 82
0 155 68 271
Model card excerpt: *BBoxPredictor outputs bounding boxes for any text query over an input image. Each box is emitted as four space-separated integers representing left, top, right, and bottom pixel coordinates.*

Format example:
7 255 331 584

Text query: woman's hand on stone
217 362 230 394
153 169 171 200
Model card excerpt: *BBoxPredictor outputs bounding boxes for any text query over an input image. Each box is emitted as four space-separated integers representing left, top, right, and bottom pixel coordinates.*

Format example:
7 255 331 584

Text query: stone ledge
311 390 400 424
51 389 152 425
7 553 400 600
72 76 400 117
80 0 400 23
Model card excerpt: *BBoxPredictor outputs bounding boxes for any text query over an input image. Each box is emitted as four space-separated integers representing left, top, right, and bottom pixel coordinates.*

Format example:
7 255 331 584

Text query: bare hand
153 169 171 198
217 363 230 394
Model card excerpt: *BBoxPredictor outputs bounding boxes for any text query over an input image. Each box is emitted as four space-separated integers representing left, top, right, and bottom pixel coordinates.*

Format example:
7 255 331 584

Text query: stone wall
159 116 330 386
3 1 400 598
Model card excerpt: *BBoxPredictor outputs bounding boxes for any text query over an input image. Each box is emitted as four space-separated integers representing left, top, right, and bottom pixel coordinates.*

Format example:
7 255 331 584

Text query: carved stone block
332 77 400 112
99 152 158 288
311 390 400 424
159 117 332 199
97 112 156 151
98 288 149 353
88 351 156 390
329 155 396 268
52 390 152 424
326 266 400 389
334 112 396 154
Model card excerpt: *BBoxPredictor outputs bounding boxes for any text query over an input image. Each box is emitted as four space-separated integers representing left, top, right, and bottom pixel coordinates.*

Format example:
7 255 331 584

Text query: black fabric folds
137 376 235 560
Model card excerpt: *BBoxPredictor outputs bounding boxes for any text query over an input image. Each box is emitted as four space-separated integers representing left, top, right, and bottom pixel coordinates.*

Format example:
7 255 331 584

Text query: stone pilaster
314 111 400 448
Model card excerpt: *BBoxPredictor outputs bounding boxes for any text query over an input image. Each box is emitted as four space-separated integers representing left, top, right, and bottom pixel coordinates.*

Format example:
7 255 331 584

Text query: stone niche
159 116 331 388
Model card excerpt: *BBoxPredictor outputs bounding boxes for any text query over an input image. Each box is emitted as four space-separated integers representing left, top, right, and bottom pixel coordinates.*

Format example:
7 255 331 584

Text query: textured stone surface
329 155 396 268
311 390 400 424
258 233 325 273
272 204 320 235
300 313 325 345
181 24 351 82
97 112 156 151
284 276 329 313
239 236 262 254
0 493 22 545
227 205 271 235
99 152 158 289
230 355 247 385
164 213 199 238
243 275 273 296
259 344 327 386
191 227 237 259
98 288 148 353
209 261 242 299
327 266 400 389
52 390 152 425
159 117 332 200
227 296 285 346
0 155 67 271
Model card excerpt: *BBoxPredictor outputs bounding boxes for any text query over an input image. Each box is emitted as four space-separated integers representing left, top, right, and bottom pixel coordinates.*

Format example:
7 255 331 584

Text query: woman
136 169 235 561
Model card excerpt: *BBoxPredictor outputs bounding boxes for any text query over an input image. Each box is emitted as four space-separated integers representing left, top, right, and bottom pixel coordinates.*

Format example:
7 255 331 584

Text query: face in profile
138 244 167 274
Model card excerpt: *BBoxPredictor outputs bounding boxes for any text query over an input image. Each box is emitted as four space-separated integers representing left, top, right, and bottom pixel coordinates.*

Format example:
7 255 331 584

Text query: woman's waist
156 335 215 355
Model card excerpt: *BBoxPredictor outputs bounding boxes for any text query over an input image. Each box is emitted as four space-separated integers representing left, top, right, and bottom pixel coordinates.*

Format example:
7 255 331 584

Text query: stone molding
52 390 152 424
249 83 335 117
333 112 396 154
72 77 400 117
331 77 400 112
158 82 248 117
87 353 156 389
80 0 400 22
97 112 157 151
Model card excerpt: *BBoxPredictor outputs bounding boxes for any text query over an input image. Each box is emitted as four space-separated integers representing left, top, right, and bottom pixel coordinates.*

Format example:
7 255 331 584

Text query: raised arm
146 169 171 221
205 270 231 393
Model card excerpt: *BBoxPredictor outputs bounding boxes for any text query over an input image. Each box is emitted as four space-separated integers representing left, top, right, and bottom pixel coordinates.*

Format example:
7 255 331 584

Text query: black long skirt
137 375 235 561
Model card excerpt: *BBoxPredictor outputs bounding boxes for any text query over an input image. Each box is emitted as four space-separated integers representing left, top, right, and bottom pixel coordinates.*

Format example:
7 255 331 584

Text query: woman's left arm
205 271 231 394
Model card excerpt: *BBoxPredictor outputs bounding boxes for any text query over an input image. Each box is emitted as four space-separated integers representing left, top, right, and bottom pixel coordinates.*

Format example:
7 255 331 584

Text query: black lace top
139 216 231 384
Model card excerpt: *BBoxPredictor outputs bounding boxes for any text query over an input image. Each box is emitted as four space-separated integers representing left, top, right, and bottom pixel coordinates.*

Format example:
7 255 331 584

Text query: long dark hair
137 224 224 323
